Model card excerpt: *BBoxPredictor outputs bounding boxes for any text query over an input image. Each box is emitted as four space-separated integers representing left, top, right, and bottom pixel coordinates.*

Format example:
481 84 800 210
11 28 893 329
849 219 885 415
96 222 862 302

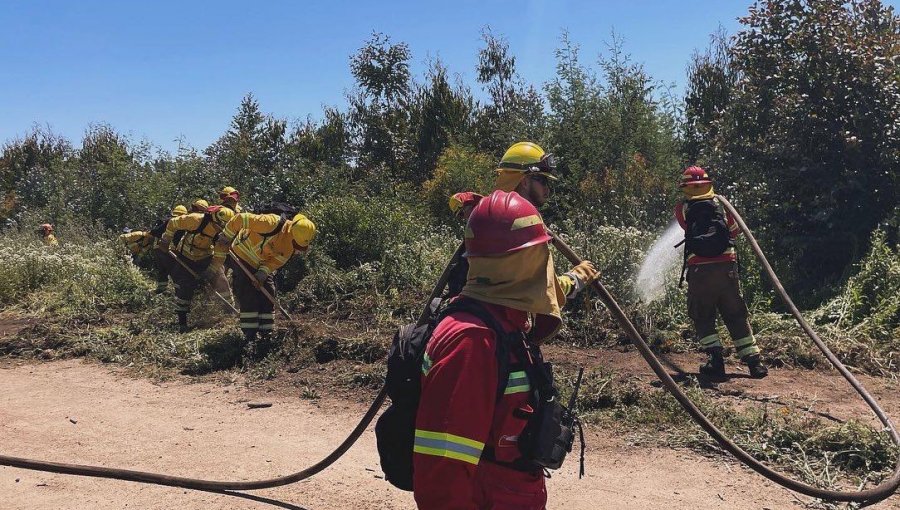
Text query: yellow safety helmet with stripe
171 204 188 216
495 142 558 192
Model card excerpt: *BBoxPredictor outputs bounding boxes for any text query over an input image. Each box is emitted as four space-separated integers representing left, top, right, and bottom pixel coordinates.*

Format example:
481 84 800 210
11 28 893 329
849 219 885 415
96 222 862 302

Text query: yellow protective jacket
221 213 303 275
163 212 226 262
42 234 59 247
120 231 155 255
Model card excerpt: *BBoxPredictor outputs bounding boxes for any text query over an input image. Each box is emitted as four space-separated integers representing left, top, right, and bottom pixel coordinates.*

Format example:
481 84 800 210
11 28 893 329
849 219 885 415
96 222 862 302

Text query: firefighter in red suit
413 190 591 510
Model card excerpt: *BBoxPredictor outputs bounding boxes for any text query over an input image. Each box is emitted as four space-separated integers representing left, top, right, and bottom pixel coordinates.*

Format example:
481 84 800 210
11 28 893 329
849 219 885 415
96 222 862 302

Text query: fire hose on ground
0 206 898 505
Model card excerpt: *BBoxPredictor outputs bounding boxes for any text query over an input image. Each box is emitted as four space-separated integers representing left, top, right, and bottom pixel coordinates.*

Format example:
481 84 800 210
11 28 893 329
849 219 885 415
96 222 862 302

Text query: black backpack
149 218 185 246
255 202 300 238
375 299 585 491
683 198 732 258
375 299 510 491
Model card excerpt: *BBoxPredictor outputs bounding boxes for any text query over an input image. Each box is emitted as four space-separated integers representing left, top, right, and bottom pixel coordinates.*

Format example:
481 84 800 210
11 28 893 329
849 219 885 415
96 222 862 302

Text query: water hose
546 195 900 505
0 244 465 491
3 213 897 503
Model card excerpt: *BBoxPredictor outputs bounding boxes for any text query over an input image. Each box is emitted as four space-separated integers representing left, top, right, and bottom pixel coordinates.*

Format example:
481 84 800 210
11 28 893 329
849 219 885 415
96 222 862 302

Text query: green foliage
307 194 425 270
472 29 548 156
819 229 900 340
0 232 148 313
421 145 495 224
687 0 900 295
545 34 681 228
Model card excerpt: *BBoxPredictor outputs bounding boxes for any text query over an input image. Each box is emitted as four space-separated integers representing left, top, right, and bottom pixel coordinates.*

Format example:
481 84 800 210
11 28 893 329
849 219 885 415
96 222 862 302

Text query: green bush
0 233 149 314
421 145 495 225
307 195 427 270
819 230 900 340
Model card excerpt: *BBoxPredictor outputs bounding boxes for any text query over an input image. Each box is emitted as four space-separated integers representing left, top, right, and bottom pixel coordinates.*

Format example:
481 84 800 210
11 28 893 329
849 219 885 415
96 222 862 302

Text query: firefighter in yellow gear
190 199 209 213
157 205 235 332
214 211 316 357
151 204 188 294
120 228 155 258
447 141 599 299
38 224 58 247
218 186 242 213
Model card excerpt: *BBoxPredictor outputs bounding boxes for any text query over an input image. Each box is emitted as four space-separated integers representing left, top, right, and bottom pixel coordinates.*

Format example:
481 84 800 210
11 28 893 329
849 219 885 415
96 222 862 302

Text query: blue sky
2 0 896 153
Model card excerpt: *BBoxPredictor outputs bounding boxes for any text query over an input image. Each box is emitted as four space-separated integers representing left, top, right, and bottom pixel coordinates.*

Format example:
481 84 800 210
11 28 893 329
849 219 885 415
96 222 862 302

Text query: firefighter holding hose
676 166 768 380
448 141 599 300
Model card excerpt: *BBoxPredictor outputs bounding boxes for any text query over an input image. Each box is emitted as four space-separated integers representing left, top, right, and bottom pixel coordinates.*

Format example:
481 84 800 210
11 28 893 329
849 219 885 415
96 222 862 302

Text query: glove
448 192 484 220
564 260 600 296
156 238 171 252
254 269 268 286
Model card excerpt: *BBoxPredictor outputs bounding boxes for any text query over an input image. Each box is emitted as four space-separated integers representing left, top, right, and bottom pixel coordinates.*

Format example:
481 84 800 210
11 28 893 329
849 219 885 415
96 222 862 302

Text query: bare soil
0 358 860 510
2 304 900 510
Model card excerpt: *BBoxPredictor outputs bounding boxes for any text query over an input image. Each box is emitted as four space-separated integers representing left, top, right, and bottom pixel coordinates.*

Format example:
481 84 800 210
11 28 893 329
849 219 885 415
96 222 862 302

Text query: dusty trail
0 359 833 510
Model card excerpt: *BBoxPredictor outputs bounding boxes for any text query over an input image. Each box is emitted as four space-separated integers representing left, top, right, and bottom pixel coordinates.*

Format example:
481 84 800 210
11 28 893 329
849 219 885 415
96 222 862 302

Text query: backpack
149 218 185 246
375 299 510 491
254 202 299 238
375 298 585 491
149 219 168 239
682 198 732 258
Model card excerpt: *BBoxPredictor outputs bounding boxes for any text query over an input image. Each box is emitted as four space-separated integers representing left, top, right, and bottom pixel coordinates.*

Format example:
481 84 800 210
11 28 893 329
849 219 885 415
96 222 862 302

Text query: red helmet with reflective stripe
464 190 552 257
679 166 712 187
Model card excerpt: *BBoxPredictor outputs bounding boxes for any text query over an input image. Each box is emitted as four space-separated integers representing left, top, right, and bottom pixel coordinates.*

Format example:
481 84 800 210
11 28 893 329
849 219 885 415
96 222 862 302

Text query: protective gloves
563 260 600 297
254 269 268 286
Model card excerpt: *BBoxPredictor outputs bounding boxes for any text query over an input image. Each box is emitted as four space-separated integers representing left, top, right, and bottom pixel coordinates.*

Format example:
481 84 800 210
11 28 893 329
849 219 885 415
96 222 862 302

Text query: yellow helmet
290 213 316 250
190 198 209 212
219 186 239 202
495 142 558 192
210 205 235 227
498 142 557 176
171 205 188 216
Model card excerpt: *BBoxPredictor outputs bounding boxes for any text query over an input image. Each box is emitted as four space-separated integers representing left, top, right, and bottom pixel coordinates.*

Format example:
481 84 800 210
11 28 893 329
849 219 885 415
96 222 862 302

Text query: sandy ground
4 359 895 509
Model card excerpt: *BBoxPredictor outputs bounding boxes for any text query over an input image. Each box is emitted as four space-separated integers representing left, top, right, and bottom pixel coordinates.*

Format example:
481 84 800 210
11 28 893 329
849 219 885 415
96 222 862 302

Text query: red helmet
679 166 712 187
39 223 53 233
464 190 552 257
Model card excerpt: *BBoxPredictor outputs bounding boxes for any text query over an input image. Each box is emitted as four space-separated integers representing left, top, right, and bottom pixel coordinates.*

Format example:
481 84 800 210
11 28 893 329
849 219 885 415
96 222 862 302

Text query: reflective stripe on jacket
413 300 545 510
674 197 740 265
221 213 295 275
163 213 225 262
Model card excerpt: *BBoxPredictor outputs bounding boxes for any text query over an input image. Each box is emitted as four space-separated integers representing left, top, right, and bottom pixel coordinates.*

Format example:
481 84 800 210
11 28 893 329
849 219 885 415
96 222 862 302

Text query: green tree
410 60 475 184
347 32 413 181
472 29 547 157
691 0 900 296
545 34 680 228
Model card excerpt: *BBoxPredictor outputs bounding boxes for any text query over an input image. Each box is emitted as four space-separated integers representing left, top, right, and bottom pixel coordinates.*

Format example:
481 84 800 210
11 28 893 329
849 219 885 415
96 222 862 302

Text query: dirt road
0 359 893 509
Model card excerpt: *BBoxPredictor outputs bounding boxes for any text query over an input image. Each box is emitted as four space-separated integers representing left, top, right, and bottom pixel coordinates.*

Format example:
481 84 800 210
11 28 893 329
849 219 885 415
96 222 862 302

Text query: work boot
744 355 769 379
241 331 258 360
699 347 726 380
177 312 189 334
256 333 274 359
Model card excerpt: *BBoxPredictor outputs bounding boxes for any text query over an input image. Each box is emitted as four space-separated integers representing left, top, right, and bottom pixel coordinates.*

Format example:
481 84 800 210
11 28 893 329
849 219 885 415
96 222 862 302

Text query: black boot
256 332 274 359
744 355 769 379
241 330 258 360
177 312 189 334
699 347 726 380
